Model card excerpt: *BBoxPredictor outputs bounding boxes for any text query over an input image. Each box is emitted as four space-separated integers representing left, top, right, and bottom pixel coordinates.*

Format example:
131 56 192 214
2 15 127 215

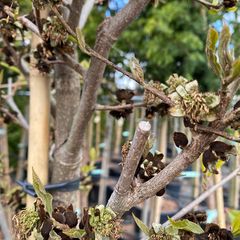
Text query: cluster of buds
144 81 167 106
202 141 236 174
42 17 69 48
168 76 220 122
80 205 121 239
32 0 62 9
110 89 135 119
0 1 18 42
33 43 56 73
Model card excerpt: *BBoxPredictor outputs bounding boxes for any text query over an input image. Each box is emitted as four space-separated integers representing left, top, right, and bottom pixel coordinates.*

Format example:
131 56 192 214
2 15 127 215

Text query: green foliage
62 229 86 238
32 168 53 216
168 218 204 234
228 209 240 237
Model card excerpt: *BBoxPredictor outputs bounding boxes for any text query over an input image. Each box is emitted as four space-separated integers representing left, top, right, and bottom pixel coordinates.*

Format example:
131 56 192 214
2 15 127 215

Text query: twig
113 121 151 194
52 5 174 106
223 108 240 125
3 6 41 37
95 102 146 111
5 79 29 130
194 124 240 143
162 165 240 226
194 0 223 9
60 52 87 77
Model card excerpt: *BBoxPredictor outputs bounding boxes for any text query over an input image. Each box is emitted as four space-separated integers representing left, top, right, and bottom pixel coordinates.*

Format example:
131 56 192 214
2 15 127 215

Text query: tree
1 0 240 239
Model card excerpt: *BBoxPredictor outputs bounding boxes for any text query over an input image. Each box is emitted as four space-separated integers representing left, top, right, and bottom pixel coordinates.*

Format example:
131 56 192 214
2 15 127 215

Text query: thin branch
64 0 152 160
223 108 240 125
194 0 223 9
163 165 240 226
193 124 240 143
5 78 29 130
95 102 146 111
115 121 151 194
60 52 87 77
3 6 41 37
51 5 174 106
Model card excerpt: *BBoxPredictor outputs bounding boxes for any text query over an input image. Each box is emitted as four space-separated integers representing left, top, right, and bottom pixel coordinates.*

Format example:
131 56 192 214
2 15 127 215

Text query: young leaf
228 209 240 237
129 57 144 83
205 27 222 77
62 229 86 238
76 27 90 54
218 24 233 76
132 213 150 236
32 168 53 216
168 218 204 234
229 58 240 81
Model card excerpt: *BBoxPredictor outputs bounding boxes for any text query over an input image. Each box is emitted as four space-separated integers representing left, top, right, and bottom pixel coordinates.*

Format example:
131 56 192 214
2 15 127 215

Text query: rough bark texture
51 1 82 205
51 0 151 205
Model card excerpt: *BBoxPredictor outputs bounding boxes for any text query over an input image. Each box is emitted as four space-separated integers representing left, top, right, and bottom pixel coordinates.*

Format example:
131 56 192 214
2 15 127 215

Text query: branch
5 79 29 130
193 124 240 143
163 165 240 226
3 6 41 37
95 102 146 111
117 121 151 193
52 5 174 106
60 52 87 77
64 0 152 160
223 108 240 125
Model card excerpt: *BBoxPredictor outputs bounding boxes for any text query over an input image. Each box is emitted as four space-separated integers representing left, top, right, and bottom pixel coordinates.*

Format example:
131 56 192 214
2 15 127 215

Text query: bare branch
163 165 240 226
51 5 173 106
223 108 240 125
64 0 152 160
60 52 87 77
194 124 240 143
79 0 95 29
95 102 146 111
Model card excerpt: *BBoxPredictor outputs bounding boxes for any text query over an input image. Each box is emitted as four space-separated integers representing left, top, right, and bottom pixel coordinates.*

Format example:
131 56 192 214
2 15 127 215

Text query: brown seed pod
223 0 237 8
115 89 134 103
52 211 66 224
173 132 189 149
210 141 233 153
41 219 53 240
64 211 78 228
202 148 219 174
110 108 133 119
156 188 165 197
183 117 195 128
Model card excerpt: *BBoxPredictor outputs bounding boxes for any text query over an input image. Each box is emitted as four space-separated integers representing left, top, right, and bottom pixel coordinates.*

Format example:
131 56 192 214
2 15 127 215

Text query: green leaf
132 213 150 236
229 58 240 81
129 57 144 83
218 24 233 76
168 218 204 234
228 209 240 237
32 168 53 216
49 230 61 240
76 27 90 54
0 62 21 74
206 27 222 77
62 229 86 238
